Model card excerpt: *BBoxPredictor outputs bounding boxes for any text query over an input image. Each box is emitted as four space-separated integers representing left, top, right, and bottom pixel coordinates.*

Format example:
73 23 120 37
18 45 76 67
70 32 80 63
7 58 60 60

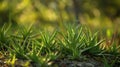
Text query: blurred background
0 0 120 41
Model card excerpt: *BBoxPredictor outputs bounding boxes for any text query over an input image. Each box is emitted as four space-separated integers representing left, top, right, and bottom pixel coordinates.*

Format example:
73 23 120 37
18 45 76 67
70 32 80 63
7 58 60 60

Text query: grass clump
0 24 11 51
0 23 120 67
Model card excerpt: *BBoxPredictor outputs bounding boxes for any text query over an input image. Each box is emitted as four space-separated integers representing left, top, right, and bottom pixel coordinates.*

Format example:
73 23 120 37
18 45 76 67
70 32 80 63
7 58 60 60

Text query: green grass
0 23 120 67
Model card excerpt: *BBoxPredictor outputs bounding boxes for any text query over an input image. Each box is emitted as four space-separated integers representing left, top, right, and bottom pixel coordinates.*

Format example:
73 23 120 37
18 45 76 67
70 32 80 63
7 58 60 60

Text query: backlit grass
0 23 120 67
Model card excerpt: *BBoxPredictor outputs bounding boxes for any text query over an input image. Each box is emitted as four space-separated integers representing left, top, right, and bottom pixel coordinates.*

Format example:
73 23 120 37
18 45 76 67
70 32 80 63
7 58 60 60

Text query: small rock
77 62 94 67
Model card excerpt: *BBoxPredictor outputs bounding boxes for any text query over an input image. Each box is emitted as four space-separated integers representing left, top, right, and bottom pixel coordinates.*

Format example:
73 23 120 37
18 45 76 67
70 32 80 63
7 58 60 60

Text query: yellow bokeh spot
0 1 8 11
18 8 37 24
16 0 30 11
106 29 112 37
43 9 57 21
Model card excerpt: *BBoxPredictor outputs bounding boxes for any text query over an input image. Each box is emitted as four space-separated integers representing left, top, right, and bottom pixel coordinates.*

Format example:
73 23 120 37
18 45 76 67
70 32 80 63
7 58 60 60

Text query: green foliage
40 30 58 53
107 42 120 55
83 28 105 55
0 23 11 50
0 24 120 66
102 55 118 67
58 25 83 59
103 55 112 67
